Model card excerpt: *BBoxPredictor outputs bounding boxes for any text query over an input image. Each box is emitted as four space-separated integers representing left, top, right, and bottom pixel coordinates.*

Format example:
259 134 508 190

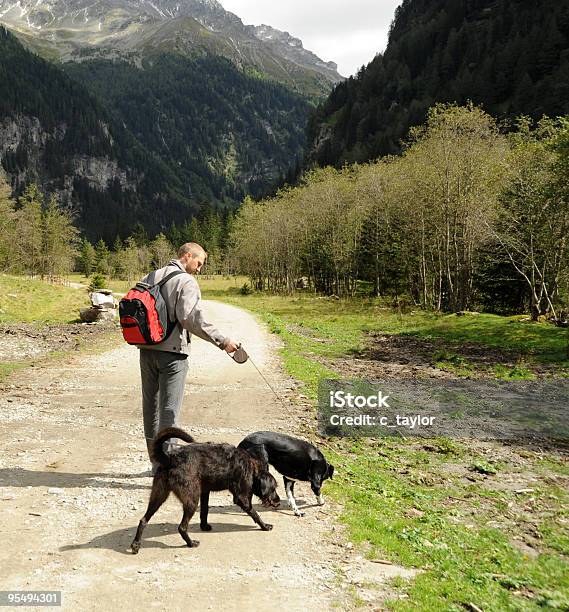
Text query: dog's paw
261 523 273 531
200 523 212 532
294 510 305 517
130 543 140 554
188 539 200 548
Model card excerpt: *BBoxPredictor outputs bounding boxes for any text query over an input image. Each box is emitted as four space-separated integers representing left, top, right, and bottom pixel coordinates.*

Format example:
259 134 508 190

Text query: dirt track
0 301 405 611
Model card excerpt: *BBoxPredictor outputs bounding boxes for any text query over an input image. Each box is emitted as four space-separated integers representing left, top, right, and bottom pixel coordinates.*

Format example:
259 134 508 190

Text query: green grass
408 313 569 366
68 272 248 297
324 440 569 610
67 272 131 295
433 350 476 377
0 274 91 324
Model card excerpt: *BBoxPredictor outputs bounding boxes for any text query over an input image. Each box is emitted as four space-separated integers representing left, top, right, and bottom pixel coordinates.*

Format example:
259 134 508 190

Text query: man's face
183 252 206 275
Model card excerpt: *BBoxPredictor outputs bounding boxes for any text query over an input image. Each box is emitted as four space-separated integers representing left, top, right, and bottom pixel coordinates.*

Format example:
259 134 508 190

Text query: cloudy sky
220 0 402 77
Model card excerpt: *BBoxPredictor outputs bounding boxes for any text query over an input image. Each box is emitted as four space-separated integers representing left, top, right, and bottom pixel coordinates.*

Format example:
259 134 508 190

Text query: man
138 242 239 470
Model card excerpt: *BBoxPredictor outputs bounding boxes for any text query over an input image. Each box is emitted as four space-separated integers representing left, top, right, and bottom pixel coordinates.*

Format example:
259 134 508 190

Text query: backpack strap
155 269 186 288
155 269 187 336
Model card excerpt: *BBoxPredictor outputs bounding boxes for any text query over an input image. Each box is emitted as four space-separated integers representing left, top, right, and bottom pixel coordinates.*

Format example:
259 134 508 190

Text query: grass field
66 272 131 295
202 276 569 611
0 274 120 381
0 274 91 324
324 438 569 610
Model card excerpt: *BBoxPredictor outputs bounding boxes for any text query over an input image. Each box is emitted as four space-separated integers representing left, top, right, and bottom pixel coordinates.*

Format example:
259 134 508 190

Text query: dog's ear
258 471 277 498
309 459 325 483
251 457 270 477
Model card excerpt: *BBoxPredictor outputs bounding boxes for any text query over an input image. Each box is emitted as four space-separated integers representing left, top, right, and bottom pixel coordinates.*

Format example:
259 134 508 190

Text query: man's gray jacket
138 260 226 355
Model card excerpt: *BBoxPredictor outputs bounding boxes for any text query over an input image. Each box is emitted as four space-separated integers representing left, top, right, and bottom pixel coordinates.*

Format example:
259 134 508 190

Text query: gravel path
0 301 397 610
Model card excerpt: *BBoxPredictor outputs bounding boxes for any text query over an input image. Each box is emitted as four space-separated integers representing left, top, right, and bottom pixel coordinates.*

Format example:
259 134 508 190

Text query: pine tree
94 239 111 274
131 222 149 247
78 238 96 277
200 207 222 274
109 236 126 279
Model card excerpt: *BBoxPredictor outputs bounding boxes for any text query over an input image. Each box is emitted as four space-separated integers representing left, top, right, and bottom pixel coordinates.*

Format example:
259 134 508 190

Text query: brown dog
131 427 280 554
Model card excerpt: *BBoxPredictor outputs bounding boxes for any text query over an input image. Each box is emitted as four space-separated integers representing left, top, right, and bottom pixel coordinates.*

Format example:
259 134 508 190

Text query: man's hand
223 338 241 353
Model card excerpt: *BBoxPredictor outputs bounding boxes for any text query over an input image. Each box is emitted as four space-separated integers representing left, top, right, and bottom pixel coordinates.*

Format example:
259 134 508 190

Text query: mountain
0 26 311 242
0 0 343 241
306 0 569 167
0 0 342 96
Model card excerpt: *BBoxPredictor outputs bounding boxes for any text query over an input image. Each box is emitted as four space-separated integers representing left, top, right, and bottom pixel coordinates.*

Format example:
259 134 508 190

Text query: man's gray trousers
139 349 189 459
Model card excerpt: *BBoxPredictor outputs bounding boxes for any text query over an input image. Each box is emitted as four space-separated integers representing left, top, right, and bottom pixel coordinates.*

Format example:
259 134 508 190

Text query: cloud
220 0 401 76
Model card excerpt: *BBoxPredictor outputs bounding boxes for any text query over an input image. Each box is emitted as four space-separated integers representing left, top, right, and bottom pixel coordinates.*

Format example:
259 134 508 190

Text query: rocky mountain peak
0 0 343 92
250 22 339 75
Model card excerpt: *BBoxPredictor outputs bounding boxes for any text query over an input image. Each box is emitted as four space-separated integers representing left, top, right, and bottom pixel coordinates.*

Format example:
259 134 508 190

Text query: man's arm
175 277 238 351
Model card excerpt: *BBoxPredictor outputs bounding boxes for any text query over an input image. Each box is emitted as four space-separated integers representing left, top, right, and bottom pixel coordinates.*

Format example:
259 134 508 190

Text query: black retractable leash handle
230 343 249 364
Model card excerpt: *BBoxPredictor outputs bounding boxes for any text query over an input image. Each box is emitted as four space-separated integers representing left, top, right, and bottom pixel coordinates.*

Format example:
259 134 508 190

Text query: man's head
177 242 207 274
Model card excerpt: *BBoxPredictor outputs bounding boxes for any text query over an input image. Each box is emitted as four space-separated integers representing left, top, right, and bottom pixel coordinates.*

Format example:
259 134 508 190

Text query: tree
40 194 79 279
356 161 408 298
0 174 15 271
14 184 43 276
121 236 142 282
200 208 223 275
109 236 126 279
397 104 508 310
94 239 111 274
550 117 569 311
78 239 96 277
130 222 149 247
493 118 569 320
150 233 174 268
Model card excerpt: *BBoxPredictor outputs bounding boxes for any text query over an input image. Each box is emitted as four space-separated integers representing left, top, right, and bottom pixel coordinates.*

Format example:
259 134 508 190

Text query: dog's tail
151 427 195 467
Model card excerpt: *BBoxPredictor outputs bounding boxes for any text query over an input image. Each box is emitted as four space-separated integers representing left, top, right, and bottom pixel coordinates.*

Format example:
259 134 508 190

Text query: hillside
307 0 569 167
0 26 193 242
65 52 310 203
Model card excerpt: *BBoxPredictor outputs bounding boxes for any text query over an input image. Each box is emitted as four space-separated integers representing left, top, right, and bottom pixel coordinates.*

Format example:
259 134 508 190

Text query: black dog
131 427 280 554
238 431 334 517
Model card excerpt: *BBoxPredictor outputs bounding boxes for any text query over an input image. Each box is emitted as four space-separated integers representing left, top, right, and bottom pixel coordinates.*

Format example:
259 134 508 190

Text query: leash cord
247 354 285 406
229 348 289 410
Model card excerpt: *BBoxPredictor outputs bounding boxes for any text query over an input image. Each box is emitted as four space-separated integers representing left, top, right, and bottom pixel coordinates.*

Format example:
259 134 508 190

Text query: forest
65 53 310 204
233 104 569 321
306 0 569 168
0 172 233 284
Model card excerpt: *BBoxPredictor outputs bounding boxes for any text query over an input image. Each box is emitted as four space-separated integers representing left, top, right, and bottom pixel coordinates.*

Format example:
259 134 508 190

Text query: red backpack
119 270 185 345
